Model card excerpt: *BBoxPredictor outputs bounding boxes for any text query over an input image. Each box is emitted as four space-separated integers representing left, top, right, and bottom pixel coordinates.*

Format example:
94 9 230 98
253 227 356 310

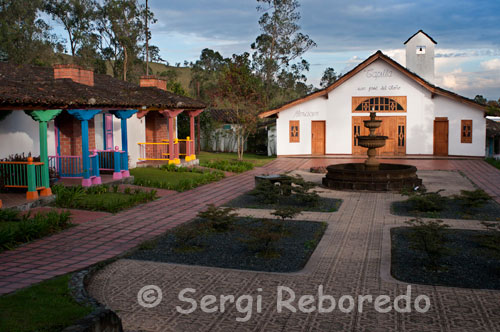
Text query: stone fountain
322 112 422 191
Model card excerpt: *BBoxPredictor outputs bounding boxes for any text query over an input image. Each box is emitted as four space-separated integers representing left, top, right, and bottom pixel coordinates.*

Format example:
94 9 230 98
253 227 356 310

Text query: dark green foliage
200 159 254 173
405 218 450 270
197 204 238 232
485 157 500 170
478 222 500 257
250 179 282 204
240 219 284 258
173 224 204 252
407 189 447 212
290 176 320 206
271 206 302 221
0 208 21 222
52 184 157 213
455 189 491 210
0 210 72 251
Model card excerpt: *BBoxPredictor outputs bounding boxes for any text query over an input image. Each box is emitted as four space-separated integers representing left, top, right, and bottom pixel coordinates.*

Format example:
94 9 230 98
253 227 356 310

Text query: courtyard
1 157 499 331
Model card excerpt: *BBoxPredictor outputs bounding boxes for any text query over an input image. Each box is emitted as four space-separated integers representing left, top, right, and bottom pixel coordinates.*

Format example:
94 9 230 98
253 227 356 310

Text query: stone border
380 224 500 292
63 261 124 332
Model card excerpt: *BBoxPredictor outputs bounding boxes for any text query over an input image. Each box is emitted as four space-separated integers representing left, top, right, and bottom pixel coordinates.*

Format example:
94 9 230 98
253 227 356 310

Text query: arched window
352 96 406 112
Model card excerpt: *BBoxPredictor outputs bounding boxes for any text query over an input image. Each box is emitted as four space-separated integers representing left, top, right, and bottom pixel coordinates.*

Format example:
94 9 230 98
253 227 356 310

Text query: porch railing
178 137 195 160
97 150 114 170
48 155 83 178
89 151 100 178
0 158 45 198
138 142 172 161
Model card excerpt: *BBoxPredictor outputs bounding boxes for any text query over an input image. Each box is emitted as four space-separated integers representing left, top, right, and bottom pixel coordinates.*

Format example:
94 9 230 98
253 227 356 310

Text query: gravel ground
224 193 341 212
391 227 500 290
391 198 500 221
128 217 326 272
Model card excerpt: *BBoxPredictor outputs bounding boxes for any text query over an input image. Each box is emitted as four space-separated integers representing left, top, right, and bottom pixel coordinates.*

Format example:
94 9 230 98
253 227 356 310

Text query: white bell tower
404 30 436 83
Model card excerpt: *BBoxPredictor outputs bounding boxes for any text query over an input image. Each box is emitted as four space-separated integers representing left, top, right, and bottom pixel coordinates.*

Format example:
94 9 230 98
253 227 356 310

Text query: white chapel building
260 30 486 157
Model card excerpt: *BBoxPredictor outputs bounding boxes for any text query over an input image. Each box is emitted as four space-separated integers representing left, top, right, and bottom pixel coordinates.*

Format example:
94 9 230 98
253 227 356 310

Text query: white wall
0 111 55 159
127 115 145 168
405 32 435 83
275 58 485 157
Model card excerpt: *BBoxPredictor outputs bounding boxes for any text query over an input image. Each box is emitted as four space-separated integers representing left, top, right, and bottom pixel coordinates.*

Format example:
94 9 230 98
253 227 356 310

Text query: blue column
110 109 138 177
67 109 103 186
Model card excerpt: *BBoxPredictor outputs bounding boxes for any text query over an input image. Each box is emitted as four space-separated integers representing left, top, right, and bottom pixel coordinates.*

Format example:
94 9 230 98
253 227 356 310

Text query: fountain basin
322 163 422 191
363 119 382 129
357 136 388 149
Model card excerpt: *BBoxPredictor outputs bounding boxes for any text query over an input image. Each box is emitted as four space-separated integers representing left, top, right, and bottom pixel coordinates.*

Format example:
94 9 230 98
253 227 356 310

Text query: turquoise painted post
26 157 38 200
24 109 62 196
110 109 138 177
67 109 103 186
81 120 91 186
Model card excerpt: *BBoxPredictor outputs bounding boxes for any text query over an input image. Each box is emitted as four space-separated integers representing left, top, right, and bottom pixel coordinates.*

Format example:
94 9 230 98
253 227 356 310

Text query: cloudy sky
52 0 500 100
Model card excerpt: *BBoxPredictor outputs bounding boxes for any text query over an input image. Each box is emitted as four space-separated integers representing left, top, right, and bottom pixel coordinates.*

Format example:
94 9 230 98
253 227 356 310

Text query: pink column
161 109 184 165
186 109 203 160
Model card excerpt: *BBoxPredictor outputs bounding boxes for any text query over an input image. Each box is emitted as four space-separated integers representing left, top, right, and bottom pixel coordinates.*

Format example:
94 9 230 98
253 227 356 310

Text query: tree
189 48 228 101
45 0 97 58
210 53 265 160
251 0 316 103
320 67 338 88
0 0 61 65
97 0 153 81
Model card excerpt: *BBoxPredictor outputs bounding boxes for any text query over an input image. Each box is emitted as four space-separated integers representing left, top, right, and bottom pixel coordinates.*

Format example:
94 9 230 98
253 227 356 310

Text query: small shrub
455 189 491 211
52 185 85 208
124 187 131 195
250 180 282 204
405 218 450 270
0 208 20 222
240 220 283 258
173 225 204 252
197 204 238 232
139 239 158 250
477 222 500 257
112 184 119 193
271 207 302 221
407 189 446 212
201 159 254 173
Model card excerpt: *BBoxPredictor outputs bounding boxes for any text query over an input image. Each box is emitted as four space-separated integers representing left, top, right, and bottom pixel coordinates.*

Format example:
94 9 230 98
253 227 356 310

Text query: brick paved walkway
0 158 498 298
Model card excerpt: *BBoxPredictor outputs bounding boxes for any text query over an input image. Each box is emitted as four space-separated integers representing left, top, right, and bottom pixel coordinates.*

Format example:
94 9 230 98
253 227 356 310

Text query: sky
51 0 500 100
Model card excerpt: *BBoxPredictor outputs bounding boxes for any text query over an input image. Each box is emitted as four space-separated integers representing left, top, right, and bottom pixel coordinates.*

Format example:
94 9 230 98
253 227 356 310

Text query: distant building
260 30 487 157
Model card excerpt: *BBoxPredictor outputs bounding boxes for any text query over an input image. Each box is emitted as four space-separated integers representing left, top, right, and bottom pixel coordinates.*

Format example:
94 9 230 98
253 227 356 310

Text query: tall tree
97 0 152 81
0 0 61 65
320 67 338 88
189 48 228 101
210 53 265 160
251 0 316 103
45 0 97 57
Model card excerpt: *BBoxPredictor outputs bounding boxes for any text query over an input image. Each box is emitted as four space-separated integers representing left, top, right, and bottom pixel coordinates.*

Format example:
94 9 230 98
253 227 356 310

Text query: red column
161 109 184 165
186 109 203 160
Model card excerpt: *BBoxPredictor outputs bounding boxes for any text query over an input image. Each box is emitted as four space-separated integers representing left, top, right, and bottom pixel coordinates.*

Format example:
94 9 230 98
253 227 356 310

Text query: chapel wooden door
434 117 449 156
352 116 406 156
311 121 325 155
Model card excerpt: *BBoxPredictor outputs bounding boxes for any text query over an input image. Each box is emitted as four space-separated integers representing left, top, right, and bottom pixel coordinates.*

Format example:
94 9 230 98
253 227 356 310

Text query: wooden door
434 117 448 156
311 121 325 155
352 116 406 156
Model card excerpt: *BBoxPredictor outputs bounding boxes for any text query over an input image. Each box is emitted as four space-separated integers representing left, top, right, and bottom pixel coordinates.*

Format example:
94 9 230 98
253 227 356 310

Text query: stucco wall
0 111 56 159
275 59 485 157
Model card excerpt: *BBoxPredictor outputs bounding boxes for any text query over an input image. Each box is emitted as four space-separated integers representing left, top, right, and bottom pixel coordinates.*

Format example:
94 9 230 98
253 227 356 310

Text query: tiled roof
0 62 205 110
207 109 238 123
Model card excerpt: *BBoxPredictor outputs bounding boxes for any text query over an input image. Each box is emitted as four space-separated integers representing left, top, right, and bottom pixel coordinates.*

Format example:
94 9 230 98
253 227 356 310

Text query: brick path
0 158 498 298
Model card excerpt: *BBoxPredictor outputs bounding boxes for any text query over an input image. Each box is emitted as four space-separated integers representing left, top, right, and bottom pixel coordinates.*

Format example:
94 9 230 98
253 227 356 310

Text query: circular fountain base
322 163 422 191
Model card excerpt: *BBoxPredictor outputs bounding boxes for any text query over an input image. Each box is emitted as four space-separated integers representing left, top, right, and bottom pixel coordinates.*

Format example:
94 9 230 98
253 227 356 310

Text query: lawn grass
52 184 157 213
198 152 275 168
0 274 93 332
131 166 224 191
485 157 500 170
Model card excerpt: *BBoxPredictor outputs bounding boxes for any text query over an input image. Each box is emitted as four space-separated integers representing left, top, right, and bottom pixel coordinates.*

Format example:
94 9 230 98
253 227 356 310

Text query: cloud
481 59 500 70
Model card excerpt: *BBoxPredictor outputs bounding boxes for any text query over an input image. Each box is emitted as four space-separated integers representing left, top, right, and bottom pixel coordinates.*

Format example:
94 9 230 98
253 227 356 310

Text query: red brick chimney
139 75 167 91
54 64 94 86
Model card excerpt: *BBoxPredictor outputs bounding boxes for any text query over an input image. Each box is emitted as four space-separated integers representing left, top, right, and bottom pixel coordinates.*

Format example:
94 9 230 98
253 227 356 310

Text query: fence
0 158 45 198
48 155 83 177
138 142 172 161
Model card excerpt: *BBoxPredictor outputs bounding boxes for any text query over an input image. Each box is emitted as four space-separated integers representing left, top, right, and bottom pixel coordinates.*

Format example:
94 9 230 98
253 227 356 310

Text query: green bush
478 222 500 257
250 175 320 207
173 224 204 252
0 208 21 222
197 204 238 232
240 220 283 258
271 206 302 221
485 157 500 170
200 159 254 173
407 190 447 212
52 184 157 213
455 189 491 210
405 218 450 270
249 179 282 204
0 210 72 251
133 167 225 192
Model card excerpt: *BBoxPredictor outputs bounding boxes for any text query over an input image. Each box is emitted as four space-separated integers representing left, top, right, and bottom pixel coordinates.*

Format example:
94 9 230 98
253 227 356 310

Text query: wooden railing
138 142 172 161
48 155 83 177
0 157 46 199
